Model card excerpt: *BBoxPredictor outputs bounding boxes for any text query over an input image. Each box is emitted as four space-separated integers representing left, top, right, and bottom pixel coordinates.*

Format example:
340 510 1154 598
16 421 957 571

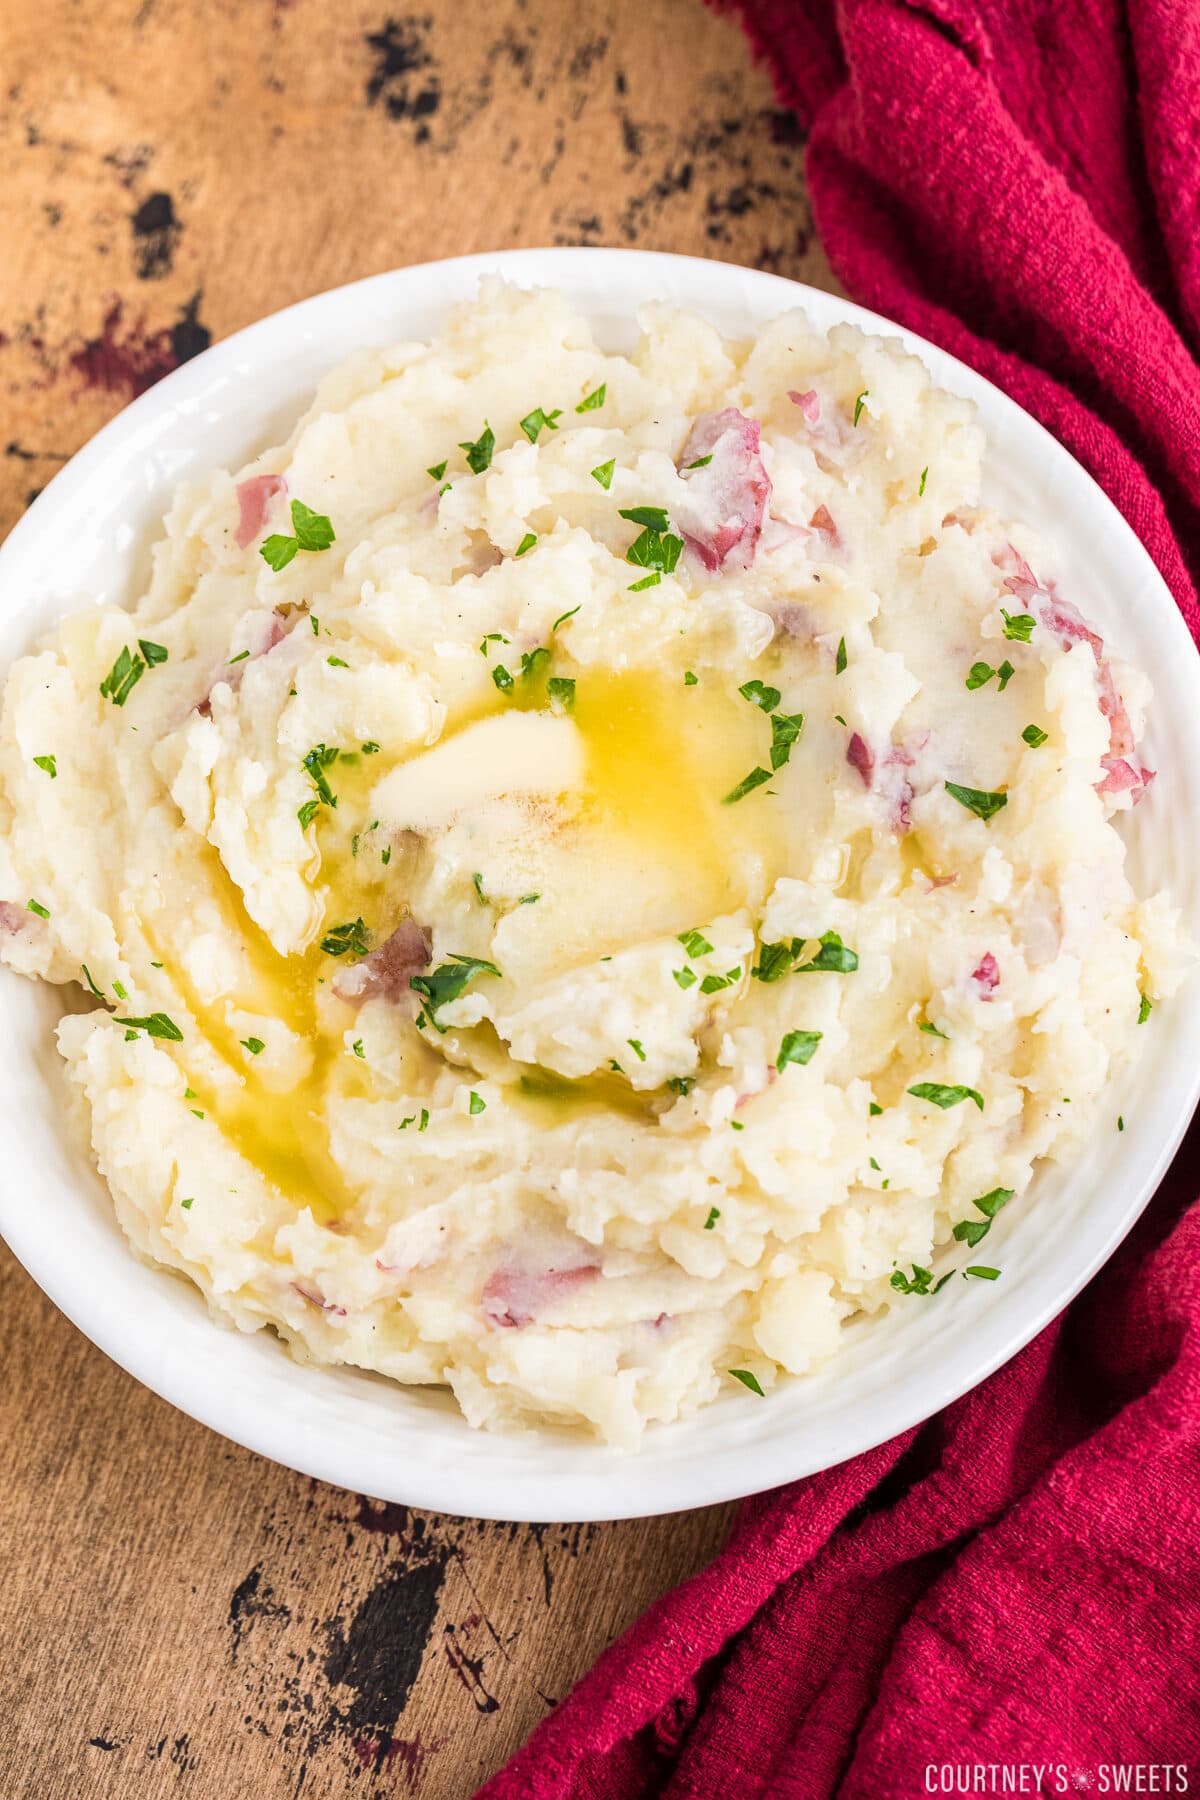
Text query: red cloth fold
477 4 1200 1792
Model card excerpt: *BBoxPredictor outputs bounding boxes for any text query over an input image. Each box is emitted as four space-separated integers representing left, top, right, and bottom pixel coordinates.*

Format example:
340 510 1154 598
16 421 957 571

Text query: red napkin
477 4 1200 1792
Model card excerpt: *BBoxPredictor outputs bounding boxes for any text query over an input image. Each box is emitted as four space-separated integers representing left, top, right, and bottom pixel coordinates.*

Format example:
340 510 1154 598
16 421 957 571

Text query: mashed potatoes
0 281 1187 1446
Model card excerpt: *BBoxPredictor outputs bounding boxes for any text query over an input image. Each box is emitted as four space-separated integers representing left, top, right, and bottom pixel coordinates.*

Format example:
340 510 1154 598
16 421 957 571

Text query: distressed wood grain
0 1 835 1794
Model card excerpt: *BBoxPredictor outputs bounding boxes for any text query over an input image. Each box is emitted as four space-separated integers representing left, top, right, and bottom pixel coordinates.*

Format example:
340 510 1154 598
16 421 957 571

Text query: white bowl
2 248 1197 1522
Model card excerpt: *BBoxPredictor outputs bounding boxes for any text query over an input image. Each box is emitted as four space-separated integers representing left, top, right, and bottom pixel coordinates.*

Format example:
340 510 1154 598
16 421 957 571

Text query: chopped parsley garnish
409 954 501 1032
180 1197 194 1210
629 573 660 591
752 931 858 981
520 647 550 681
704 1207 720 1229
261 499 336 570
700 968 741 995
546 678 577 719
552 605 580 631
1118 1115 1125 1131
33 755 56 778
997 660 1016 691
627 1038 647 1061
519 893 540 905
728 1368 764 1396
919 1020 948 1039
907 1082 984 1111
311 616 320 634
458 422 495 474
591 459 616 490
684 671 698 686
944 781 1007 823
739 679 781 713
327 655 349 669
117 1011 183 1041
299 743 340 828
966 661 996 691
667 1076 694 1096
492 664 514 693
626 517 683 576
1138 993 1152 1024
361 741 380 754
869 1156 880 1171
240 1037 265 1056
1021 723 1048 747
519 406 562 444
685 455 712 469
869 1101 883 1116
352 1039 365 1059
140 639 168 666
853 390 869 427
609 1059 624 1073
769 712 804 769
964 1265 1001 1281
835 637 847 675
26 898 50 919
427 460 448 482
952 1186 1014 1247
472 872 487 905
419 1109 430 1131
619 505 671 532
399 1115 416 1130
723 766 772 804
677 929 713 958
777 1029 822 1071
320 917 370 958
227 649 250 665
99 645 146 707
890 1265 953 1296
479 632 510 656
1001 608 1035 642
468 1090 486 1114
672 968 697 989
112 979 128 1000
730 1119 744 1130
82 964 104 997
918 466 928 497
576 384 606 412
381 846 391 865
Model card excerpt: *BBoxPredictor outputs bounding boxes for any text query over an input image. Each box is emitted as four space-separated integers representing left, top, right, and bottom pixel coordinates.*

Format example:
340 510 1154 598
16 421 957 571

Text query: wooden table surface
0 4 836 1794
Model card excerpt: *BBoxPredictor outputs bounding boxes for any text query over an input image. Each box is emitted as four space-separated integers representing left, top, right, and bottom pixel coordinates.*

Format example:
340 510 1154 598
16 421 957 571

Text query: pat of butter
371 710 585 831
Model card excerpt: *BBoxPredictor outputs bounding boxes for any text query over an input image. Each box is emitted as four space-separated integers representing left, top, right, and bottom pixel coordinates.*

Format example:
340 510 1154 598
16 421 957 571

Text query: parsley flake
919 1020 949 1040
723 766 772 804
964 1265 1001 1281
966 662 995 691
777 1029 822 1071
672 968 697 990
409 954 501 1032
99 645 146 707
907 1082 984 1111
739 679 781 714
952 1186 1014 1247
704 1207 720 1229
427 460 448 482
468 1090 486 1114
997 660 1016 691
552 606 581 631
918 466 928 497
944 781 1008 823
1001 608 1036 642
458 422 495 474
627 1038 647 1062
519 407 562 445
479 632 510 656
26 898 50 919
576 384 606 412
180 1197 194 1210
240 1037 265 1056
472 873 488 905
591 459 616 490
327 655 349 669
685 455 712 469
1138 993 1152 1024
728 1368 764 1396
835 636 847 675
320 917 370 958
1021 723 1048 747
628 573 660 591
32 754 56 778
352 1039 365 1059
684 671 698 686
853 390 869 427
677 929 713 958
82 964 104 997
260 499 335 570
891 1265 953 1296
492 664 514 693
116 1011 184 1042
619 505 671 532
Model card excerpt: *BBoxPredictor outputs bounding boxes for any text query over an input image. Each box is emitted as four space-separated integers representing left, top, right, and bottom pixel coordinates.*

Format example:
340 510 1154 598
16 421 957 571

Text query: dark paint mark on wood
442 1621 500 1714
131 191 181 280
365 16 442 142
228 1563 292 1662
323 1553 450 1749
88 1736 120 1751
